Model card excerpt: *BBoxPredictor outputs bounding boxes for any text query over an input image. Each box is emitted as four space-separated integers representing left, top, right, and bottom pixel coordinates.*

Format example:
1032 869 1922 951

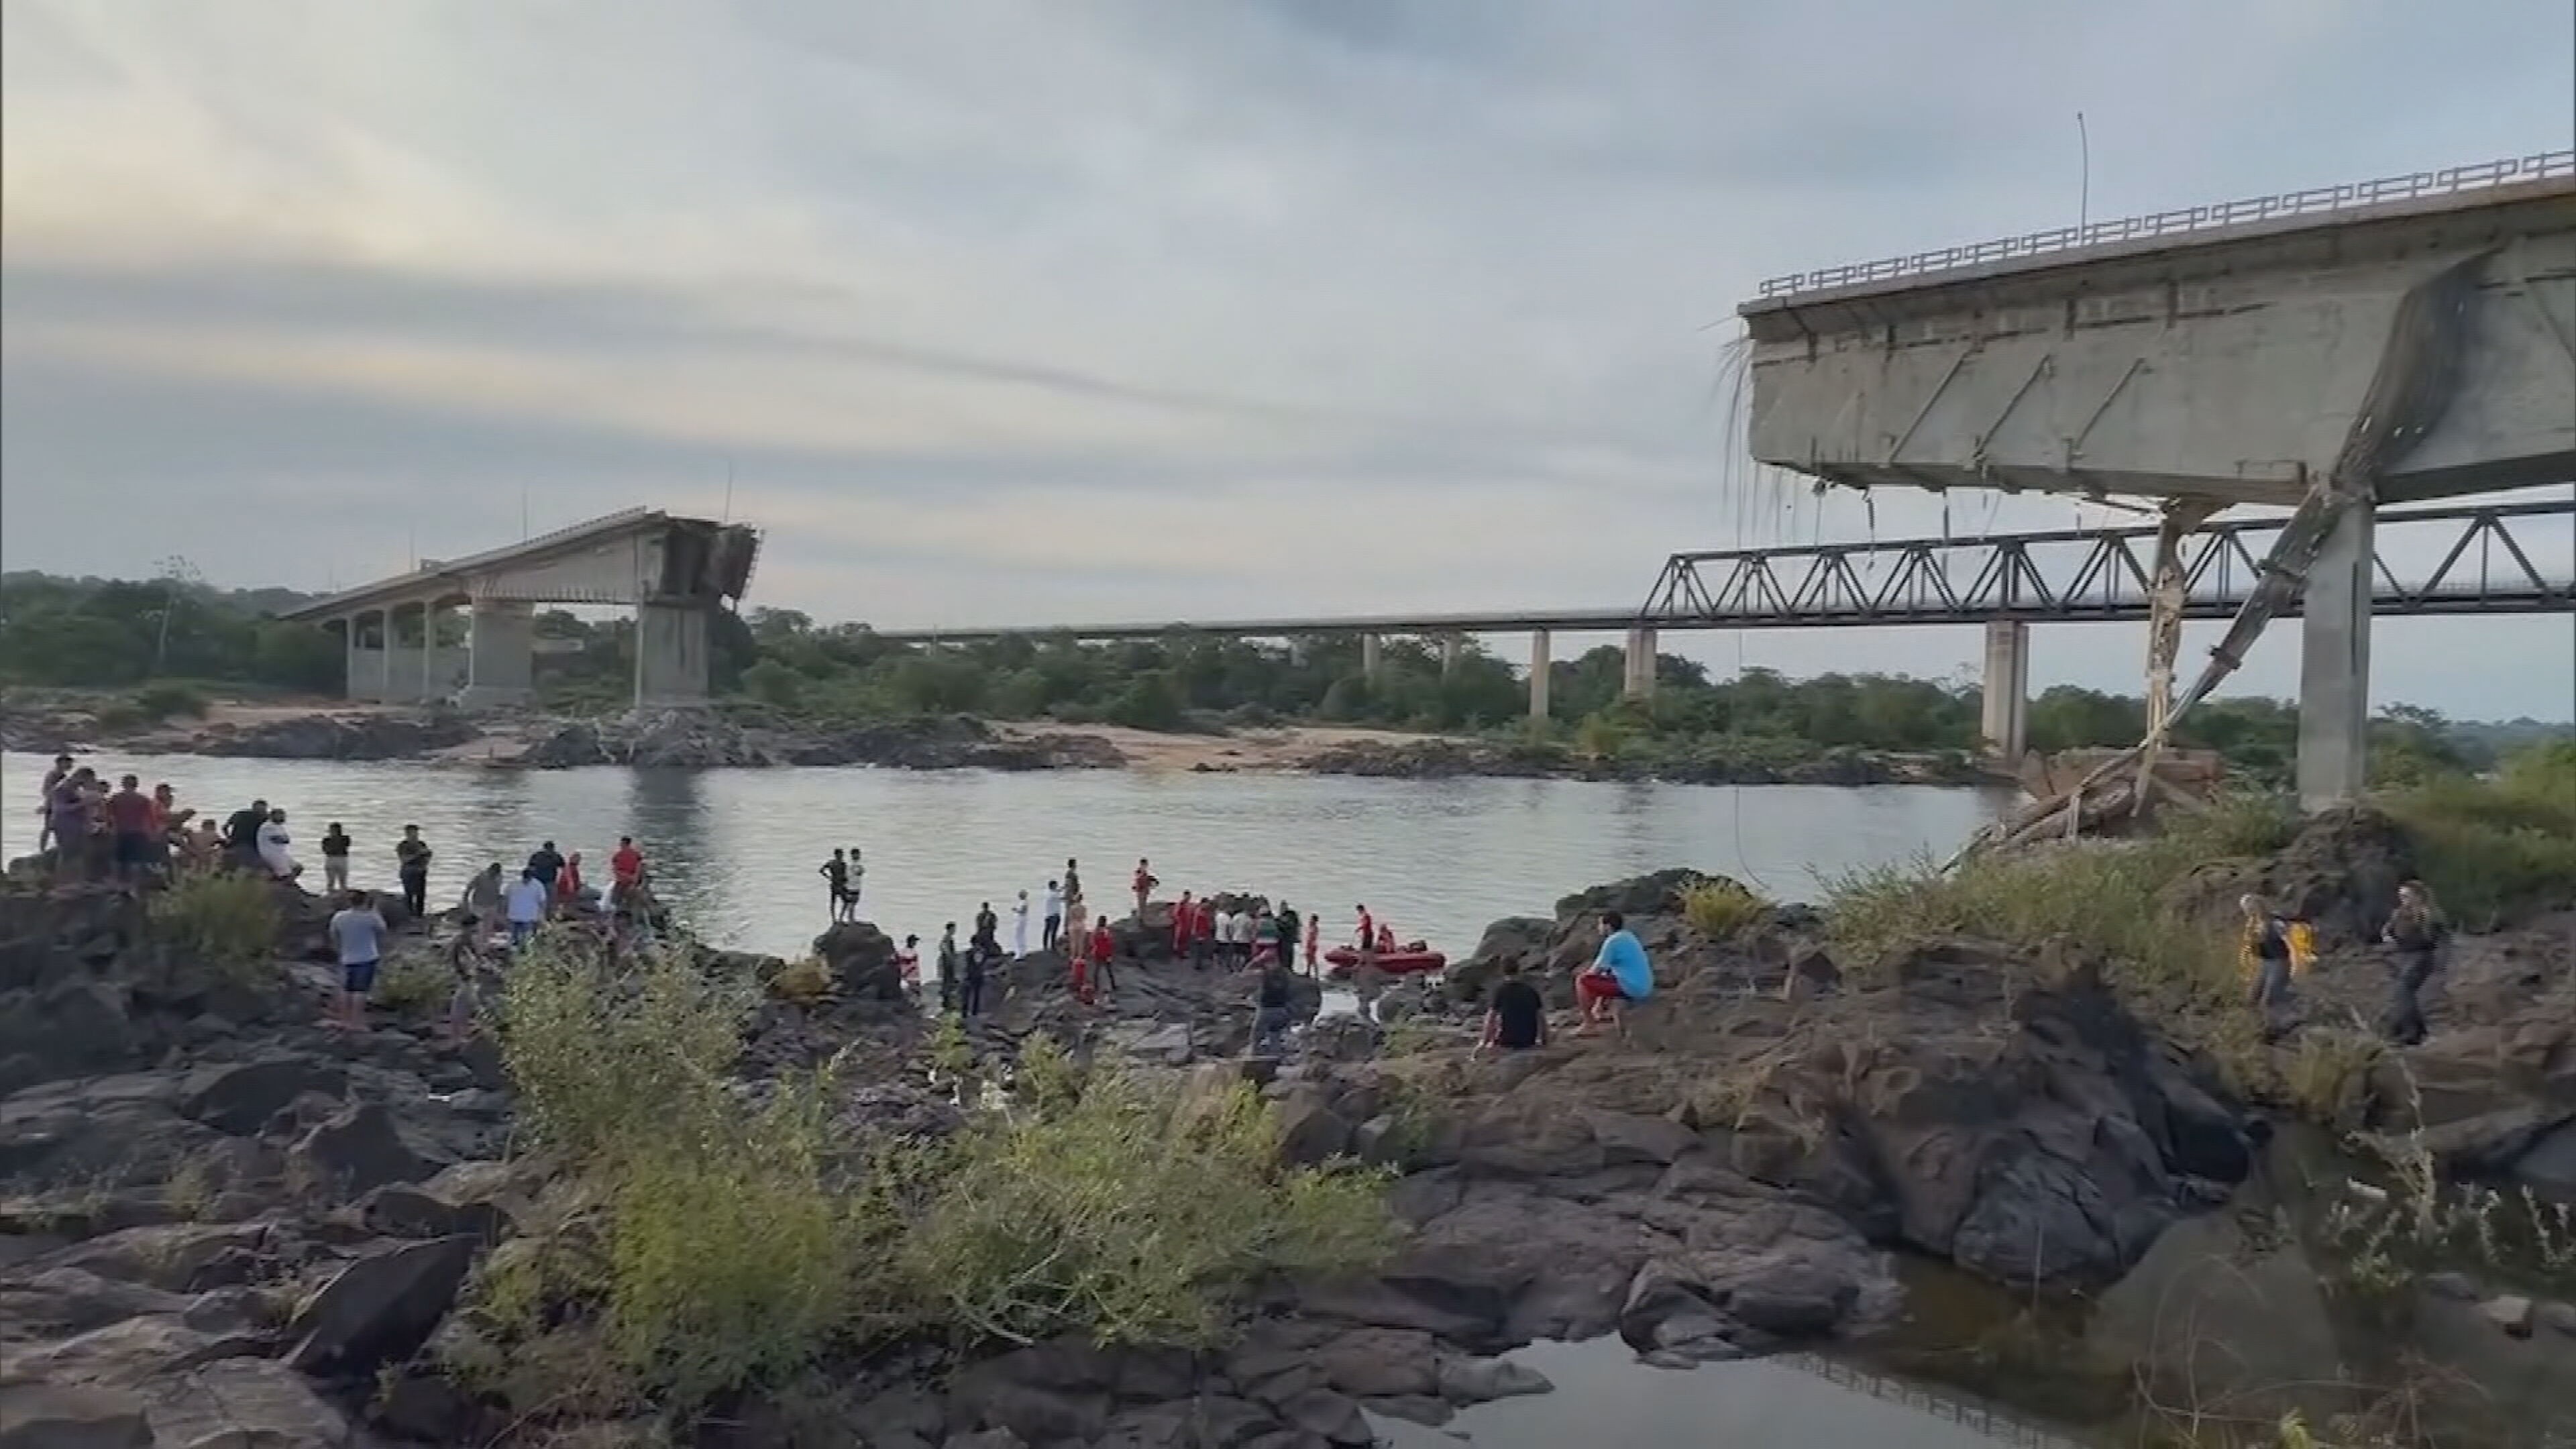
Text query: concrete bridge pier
1438 633 1465 678
462 600 536 708
1980 620 2031 760
1360 633 1384 684
635 602 712 708
2298 506 2375 810
1622 626 1658 701
1528 629 1552 722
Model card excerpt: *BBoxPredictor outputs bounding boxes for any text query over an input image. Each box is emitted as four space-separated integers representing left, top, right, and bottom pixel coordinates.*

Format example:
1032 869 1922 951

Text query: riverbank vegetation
462 933 1392 1417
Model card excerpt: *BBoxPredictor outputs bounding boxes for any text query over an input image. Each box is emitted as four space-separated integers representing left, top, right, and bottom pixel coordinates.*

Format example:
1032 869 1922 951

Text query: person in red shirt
556 851 586 908
609 837 644 904
1171 890 1195 958
1091 916 1119 994
104 774 158 882
1068 918 1095 1006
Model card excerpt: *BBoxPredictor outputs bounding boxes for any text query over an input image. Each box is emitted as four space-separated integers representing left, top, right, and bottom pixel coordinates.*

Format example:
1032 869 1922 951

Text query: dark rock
139 1358 352 1447
1581 1109 1697 1167
1275 1095 1351 1166
195 710 480 762
815 921 905 1000
288 1101 434 1198
177 1056 346 1136
1274 1387 1372 1446
358 1182 507 1241
0 979 136 1085
288 1234 478 1374
37 1223 274 1293
0 1381 152 1449
1435 1356 1552 1405
0 1267 195 1338
370 1368 480 1444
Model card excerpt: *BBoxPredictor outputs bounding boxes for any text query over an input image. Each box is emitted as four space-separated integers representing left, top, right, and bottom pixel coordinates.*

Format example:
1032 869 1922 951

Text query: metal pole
2076 111 2090 230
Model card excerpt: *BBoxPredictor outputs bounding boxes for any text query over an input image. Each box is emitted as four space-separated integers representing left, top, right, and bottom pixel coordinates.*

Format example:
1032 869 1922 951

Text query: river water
1 755 2009 958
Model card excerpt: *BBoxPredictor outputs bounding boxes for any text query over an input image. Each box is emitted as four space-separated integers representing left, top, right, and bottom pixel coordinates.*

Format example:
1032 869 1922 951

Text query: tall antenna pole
2077 111 2092 230
722 456 736 523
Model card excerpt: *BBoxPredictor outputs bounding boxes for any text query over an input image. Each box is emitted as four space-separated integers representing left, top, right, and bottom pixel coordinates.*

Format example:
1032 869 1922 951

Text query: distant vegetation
5 571 2565 780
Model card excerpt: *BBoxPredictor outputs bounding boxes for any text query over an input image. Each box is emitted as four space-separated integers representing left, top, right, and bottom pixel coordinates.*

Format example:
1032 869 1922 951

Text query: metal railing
1636 499 2573 628
1756 149 2575 300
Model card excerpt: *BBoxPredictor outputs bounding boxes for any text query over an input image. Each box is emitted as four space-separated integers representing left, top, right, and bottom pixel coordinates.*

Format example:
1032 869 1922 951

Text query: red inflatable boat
1322 945 1447 977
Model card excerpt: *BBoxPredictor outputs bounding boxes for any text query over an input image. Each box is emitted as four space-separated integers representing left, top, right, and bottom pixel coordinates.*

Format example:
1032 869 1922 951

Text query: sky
3 0 2572 718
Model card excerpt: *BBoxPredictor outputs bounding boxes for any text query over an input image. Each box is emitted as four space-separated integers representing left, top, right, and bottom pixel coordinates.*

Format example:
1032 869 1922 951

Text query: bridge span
865 498 2572 758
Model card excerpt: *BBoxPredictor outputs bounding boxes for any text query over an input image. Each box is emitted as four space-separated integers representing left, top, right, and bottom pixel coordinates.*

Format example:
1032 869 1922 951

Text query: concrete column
462 600 536 709
635 601 712 708
2298 504 2374 811
339 617 360 700
1528 629 1552 722
1980 619 2031 760
418 604 438 704
354 610 390 702
1622 626 1658 701
1439 634 1465 678
1360 633 1383 684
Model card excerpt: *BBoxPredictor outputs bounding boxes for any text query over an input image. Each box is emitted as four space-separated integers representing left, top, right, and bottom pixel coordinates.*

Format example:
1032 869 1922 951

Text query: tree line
5 573 2559 779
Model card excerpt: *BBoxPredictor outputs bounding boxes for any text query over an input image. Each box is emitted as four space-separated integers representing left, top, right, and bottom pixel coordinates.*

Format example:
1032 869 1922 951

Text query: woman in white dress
256 808 299 880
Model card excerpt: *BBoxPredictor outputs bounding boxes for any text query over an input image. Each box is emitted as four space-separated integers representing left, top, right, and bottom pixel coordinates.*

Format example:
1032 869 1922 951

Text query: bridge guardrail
1756 149 2575 301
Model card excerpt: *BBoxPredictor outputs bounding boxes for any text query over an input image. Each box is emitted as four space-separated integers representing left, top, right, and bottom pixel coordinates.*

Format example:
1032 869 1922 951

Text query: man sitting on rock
1576 910 1653 1034
1479 959 1548 1055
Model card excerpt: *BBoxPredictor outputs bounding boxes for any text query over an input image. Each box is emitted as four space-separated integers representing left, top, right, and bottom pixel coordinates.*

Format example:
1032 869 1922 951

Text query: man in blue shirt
1578 910 1653 1033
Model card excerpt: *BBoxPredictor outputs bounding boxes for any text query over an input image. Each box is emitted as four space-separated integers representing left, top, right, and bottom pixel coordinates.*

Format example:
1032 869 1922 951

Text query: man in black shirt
396 826 433 918
1253 959 1295 1055
223 799 270 870
526 841 565 889
1481 960 1548 1053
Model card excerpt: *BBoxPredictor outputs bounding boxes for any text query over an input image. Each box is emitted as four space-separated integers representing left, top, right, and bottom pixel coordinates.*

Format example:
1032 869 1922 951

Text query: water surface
3 755 2008 958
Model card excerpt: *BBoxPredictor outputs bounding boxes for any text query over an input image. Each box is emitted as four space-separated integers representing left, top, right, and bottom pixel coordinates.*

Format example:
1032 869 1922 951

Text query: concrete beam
462 600 536 709
1980 619 2031 760
2298 506 2375 810
636 602 712 708
1622 626 1658 701
1528 629 1552 722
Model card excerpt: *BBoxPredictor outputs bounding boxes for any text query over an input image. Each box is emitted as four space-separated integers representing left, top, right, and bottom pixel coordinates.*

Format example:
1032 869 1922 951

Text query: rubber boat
1322 944 1447 977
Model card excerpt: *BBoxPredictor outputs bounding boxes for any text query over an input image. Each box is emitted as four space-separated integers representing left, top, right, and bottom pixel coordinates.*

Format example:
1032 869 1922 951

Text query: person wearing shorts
105 775 158 883
329 890 388 1032
1577 910 1654 1033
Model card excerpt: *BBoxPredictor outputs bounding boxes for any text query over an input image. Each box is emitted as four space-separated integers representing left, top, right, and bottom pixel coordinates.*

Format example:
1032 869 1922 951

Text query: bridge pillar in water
2298 505 2375 811
461 600 535 709
635 602 712 708
1622 627 1658 701
1439 634 1465 678
1360 633 1383 684
1979 620 2030 760
1528 630 1552 722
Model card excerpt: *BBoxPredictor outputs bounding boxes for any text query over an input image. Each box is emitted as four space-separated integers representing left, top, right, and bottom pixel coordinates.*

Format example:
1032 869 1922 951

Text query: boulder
1435 1356 1552 1406
815 922 905 1000
36 1223 274 1294
287 1234 480 1373
0 1381 152 1449
177 1055 346 1136
142 1358 352 1448
1275 1095 1352 1166
358 1182 509 1241
0 980 136 1086
288 1102 433 1199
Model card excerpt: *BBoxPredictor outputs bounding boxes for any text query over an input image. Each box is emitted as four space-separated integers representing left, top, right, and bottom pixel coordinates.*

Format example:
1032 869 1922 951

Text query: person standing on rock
1172 890 1197 961
1354 904 1376 966
2241 895 2296 1018
328 889 388 1033
1576 910 1653 1034
396 826 433 918
1212 901 1238 969
105 774 158 884
896 934 923 998
821 849 851 922
36 754 73 854
1253 955 1295 1055
320 821 353 894
1303 912 1321 975
1090 915 1119 998
2378 880 2446 1046
1275 903 1301 976
974 900 1000 955
1012 890 1031 959
1042 879 1064 955
257 808 297 881
936 923 961 1013
504 868 550 949
962 935 991 1018
609 835 644 908
1062 858 1083 909
556 851 586 910
525 840 565 893
222 797 269 873
1132 858 1158 920
847 848 866 912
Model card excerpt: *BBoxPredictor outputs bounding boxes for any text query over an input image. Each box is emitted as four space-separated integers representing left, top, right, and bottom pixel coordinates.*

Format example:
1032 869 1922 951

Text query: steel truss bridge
862 498 2572 645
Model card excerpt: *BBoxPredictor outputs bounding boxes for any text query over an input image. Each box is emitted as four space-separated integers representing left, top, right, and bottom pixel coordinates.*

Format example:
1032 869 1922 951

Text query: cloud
3 0 2571 716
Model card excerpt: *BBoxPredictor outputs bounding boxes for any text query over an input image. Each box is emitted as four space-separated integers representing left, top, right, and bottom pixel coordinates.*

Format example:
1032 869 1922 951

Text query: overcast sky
4 1 2571 718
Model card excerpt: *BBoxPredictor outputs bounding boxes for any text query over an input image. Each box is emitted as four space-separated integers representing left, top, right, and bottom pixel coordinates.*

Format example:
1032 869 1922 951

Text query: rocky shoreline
3 811 2569 1447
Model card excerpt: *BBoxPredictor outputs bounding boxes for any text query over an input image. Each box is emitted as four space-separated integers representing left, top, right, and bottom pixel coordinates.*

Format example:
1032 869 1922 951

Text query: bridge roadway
863 498 2573 759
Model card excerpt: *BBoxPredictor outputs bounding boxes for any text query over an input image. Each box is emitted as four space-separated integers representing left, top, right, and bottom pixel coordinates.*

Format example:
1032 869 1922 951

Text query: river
1 755 2010 958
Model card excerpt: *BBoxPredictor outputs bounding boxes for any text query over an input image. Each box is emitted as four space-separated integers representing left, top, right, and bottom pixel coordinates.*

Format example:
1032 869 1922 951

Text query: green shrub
148 872 281 985
373 958 454 1019
131 682 211 720
498 932 746 1165
2381 748 2576 928
901 1065 1396 1348
1680 877 1771 936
